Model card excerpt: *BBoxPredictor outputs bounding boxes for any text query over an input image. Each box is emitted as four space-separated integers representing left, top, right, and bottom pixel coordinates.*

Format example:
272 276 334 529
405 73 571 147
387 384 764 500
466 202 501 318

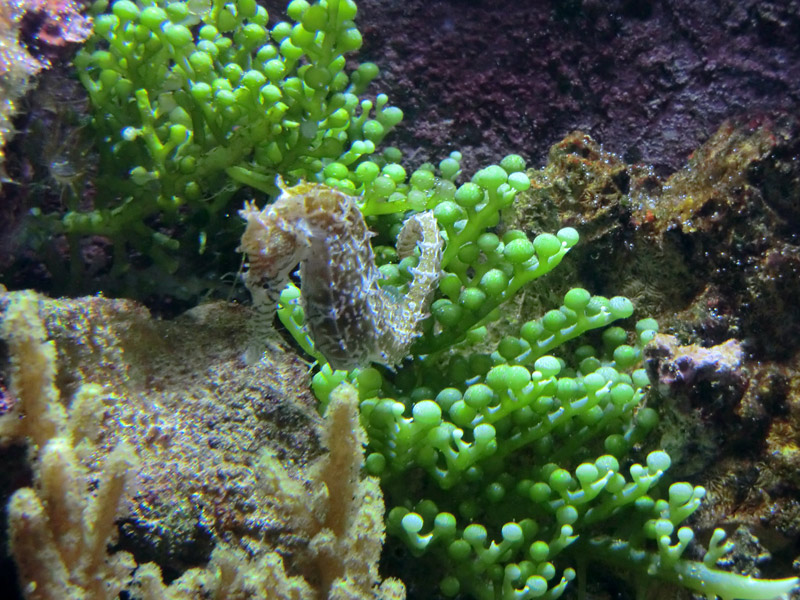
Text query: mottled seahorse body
238 179 443 369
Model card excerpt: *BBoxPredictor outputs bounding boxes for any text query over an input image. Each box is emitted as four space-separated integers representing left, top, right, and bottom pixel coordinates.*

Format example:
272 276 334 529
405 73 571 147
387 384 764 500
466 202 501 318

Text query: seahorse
238 178 443 369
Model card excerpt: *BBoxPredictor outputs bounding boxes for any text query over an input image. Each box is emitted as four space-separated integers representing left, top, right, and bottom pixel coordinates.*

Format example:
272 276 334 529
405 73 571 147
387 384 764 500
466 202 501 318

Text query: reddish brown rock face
318 0 800 175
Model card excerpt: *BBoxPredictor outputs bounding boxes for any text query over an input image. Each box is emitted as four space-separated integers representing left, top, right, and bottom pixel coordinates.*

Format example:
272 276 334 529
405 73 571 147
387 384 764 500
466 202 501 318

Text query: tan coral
1 292 138 600
0 290 66 447
1 292 404 599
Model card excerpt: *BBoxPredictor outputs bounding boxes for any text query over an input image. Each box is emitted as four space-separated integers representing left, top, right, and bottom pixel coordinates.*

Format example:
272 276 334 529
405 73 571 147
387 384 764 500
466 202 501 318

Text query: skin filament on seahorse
238 179 443 369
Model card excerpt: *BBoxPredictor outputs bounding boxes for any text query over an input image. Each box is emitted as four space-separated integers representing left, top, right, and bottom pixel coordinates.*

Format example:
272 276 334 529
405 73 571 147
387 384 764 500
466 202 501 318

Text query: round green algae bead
542 309 568 332
457 242 480 264
539 562 558 581
449 401 476 427
337 0 358 21
469 353 493 377
189 51 214 73
323 161 348 180
477 232 500 253
520 320 544 344
603 325 628 349
595 454 620 474
326 107 350 128
439 157 460 179
361 120 383 143
463 523 487 546
503 229 526 243
280 38 304 59
504 237 535 263
168 124 188 145
485 482 505 503
669 482 695 507
93 15 118 38
549 469 573 493
500 154 526 173
534 233 562 258
583 372 606 393
435 388 462 412
473 164 507 190
434 512 457 536
604 434 628 457
502 521 523 543
610 382 635 406
215 89 236 106
371 175 396 198
575 463 599 486
133 24 151 43
410 168 435 191
634 495 655 512
381 164 405 184
440 574 460 597
448 539 471 562
463 383 493 410
647 450 671 473
112 0 139 21
557 504 578 525
290 23 315 48
338 27 362 52
534 355 561 378
199 24 218 41
301 4 327 30
195 39 218 57
264 59 285 80
287 0 310 20
260 84 282 104
613 345 638 370
271 20 292 42
241 69 266 90
378 106 403 128
466 326 487 344
433 201 464 227
216 5 237 31
558 227 580 247
256 43 277 62
609 296 634 319
508 171 531 191
412 401 442 426
140 6 168 30
458 287 486 312
564 287 591 311
448 355 471 384
365 452 385 475
479 269 508 298
166 2 189 22
215 35 233 51
99 68 119 89
506 365 531 390
529 540 550 562
529 482 551 503
498 336 525 361
91 50 115 70
637 317 659 335
437 273 460 300
224 62 244 83
401 512 424 534
242 23 268 47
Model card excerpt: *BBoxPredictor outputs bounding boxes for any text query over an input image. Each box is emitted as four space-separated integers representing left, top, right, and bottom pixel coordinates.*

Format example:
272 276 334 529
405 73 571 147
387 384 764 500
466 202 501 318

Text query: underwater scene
2 1 800 599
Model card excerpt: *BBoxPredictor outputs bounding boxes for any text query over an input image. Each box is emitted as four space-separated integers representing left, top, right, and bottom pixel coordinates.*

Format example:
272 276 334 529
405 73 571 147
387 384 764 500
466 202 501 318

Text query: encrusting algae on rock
0 290 405 599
